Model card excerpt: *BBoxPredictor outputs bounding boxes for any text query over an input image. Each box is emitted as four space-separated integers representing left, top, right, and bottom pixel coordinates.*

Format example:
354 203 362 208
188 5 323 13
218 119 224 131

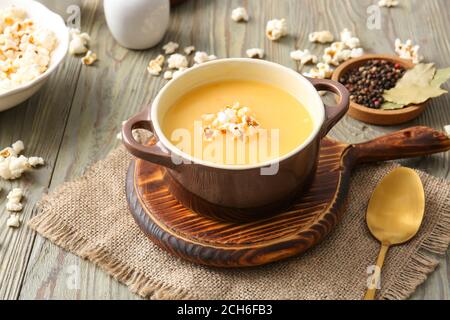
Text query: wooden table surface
0 0 449 300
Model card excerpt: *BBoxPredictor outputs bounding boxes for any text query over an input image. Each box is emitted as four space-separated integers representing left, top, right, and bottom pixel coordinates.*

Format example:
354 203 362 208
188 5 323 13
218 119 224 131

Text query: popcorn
231 7 249 22
290 49 318 65
378 0 399 7
0 6 57 94
266 18 288 41
350 48 364 58
147 54 165 76
193 51 217 64
308 31 334 44
28 156 44 167
6 215 21 228
12 140 24 155
340 28 360 49
445 125 450 136
6 188 24 212
394 38 423 64
163 70 173 80
246 48 265 59
0 140 44 180
162 41 179 54
184 46 195 55
167 53 188 70
200 103 261 142
303 62 334 79
69 28 90 55
81 50 97 65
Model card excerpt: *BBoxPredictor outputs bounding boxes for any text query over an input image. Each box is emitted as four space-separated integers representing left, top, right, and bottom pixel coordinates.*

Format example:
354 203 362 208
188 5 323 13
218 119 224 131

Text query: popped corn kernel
246 48 265 59
290 49 318 65
340 28 360 49
81 50 97 65
162 41 179 54
193 51 217 65
266 18 288 41
394 38 423 64
6 214 21 228
147 54 165 76
69 28 90 55
163 70 173 80
28 156 44 167
6 187 24 212
378 0 399 7
303 62 334 79
184 46 195 55
308 30 334 44
167 53 188 69
231 7 249 22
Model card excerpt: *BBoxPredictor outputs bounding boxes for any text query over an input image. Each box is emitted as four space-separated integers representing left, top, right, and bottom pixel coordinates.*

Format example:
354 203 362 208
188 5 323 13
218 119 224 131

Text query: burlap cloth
28 147 450 300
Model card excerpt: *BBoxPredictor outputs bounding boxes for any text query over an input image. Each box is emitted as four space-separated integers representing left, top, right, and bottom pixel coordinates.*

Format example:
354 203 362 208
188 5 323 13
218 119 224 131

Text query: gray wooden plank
17 0 450 299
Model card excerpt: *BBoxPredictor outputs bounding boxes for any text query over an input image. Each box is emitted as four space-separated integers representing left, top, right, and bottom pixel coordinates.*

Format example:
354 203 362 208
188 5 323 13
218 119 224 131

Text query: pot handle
122 110 177 169
308 78 350 137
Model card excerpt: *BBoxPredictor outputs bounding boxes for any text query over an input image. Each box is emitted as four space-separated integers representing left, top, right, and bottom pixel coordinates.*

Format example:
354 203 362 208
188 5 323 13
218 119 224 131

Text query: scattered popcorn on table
378 0 399 7
308 31 334 44
163 70 173 80
147 54 165 76
266 18 288 41
193 51 217 65
394 38 423 64
350 48 364 58
162 41 179 54
303 62 334 79
231 7 249 22
0 141 45 180
200 102 262 142
167 53 188 69
340 28 361 49
6 214 21 228
246 48 265 59
81 50 97 65
184 46 195 55
0 6 57 94
444 125 450 136
28 156 44 167
290 49 318 65
6 188 24 212
69 28 90 55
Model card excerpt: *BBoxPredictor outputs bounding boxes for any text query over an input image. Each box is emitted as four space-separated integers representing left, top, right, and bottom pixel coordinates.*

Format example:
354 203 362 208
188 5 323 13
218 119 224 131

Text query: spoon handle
364 244 390 300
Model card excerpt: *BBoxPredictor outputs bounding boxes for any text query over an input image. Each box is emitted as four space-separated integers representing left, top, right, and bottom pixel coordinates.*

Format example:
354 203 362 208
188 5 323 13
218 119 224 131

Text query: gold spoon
364 167 425 300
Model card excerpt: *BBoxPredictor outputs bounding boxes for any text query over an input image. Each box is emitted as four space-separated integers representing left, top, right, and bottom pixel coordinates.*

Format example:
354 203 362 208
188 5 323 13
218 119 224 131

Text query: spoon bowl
364 167 425 300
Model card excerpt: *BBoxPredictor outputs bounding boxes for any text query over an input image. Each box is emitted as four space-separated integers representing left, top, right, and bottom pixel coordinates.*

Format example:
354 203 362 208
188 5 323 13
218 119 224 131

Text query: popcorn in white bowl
0 1 69 112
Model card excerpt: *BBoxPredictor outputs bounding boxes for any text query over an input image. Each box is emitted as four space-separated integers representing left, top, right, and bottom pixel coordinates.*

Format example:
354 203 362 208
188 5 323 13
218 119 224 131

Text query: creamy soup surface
162 80 314 165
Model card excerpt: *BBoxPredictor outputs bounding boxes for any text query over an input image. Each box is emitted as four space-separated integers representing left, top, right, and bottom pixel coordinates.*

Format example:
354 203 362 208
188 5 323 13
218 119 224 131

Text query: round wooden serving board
126 127 450 268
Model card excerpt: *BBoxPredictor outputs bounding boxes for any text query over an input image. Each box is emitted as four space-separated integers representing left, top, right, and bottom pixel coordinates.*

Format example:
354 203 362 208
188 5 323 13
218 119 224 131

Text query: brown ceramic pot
123 59 349 221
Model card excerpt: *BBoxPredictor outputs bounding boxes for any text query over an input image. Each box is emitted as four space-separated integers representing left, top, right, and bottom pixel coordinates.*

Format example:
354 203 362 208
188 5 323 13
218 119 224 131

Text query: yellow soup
162 80 313 165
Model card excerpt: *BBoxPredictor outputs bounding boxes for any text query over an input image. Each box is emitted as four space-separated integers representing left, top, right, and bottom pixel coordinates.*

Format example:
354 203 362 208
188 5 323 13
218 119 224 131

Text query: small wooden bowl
332 54 427 126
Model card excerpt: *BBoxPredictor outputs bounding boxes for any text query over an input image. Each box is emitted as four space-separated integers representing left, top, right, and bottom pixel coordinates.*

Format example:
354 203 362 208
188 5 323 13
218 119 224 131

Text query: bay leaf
396 63 436 88
381 102 405 110
430 67 450 88
383 84 447 105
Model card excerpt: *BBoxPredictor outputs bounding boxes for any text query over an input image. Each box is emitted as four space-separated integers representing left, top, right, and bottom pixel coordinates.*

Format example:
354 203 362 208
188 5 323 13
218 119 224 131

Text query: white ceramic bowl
0 0 69 112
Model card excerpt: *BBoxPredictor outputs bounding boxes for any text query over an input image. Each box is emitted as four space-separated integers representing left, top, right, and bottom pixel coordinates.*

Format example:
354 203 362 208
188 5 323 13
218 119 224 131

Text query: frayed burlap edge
28 148 196 300
28 209 197 300
382 186 450 300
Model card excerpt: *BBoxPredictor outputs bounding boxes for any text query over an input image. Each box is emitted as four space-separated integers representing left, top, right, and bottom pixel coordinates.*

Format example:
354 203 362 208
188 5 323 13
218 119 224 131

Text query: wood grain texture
0 0 446 299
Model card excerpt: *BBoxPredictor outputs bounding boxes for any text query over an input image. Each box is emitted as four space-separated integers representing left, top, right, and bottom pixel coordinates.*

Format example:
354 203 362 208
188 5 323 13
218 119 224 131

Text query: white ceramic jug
104 0 170 50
